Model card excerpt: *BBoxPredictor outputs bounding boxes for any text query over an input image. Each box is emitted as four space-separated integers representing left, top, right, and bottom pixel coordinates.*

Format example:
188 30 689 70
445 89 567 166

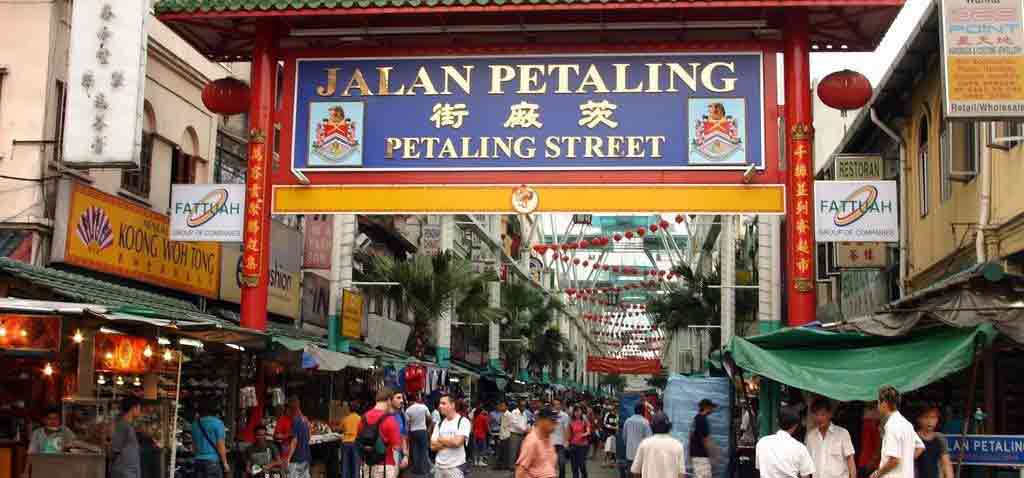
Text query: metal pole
166 350 184 478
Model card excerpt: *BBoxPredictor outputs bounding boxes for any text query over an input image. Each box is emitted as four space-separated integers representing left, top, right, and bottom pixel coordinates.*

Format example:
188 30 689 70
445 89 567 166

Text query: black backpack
356 413 391 466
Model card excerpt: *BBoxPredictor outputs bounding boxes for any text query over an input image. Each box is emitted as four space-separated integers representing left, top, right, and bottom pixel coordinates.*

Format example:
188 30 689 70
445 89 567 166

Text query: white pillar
721 216 736 344
328 214 357 352
437 216 456 367
757 215 783 333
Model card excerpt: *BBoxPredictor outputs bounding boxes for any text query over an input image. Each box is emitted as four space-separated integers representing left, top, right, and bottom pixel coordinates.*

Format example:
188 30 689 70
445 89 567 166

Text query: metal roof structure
155 0 903 61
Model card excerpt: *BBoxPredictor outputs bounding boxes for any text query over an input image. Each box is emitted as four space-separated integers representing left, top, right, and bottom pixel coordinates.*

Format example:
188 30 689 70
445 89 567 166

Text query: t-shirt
915 433 949 478
805 424 856 478
880 412 926 478
569 419 591 447
431 415 472 469
631 434 687 478
290 415 312 464
490 411 503 434
245 443 280 468
603 413 619 434
406 403 430 432
360 409 402 466
551 412 570 447
623 414 652 461
755 430 816 478
192 416 226 462
341 413 361 443
690 414 711 458
110 418 140 478
473 412 490 440
275 415 294 456
28 427 76 454
517 431 557 478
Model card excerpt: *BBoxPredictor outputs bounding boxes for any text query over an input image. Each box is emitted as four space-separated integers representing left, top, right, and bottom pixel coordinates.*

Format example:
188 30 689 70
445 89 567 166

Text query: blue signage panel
946 435 1024 466
291 53 764 172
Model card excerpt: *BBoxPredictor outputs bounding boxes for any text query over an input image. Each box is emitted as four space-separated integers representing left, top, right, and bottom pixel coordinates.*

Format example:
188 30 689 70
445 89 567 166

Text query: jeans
555 445 567 478
570 445 589 478
195 460 223 478
496 439 509 469
508 433 525 467
408 430 431 477
342 442 360 478
619 460 632 478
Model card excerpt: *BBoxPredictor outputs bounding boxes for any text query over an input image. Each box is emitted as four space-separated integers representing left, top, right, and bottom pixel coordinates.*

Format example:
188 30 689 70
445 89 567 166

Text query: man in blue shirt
284 396 312 478
191 402 229 478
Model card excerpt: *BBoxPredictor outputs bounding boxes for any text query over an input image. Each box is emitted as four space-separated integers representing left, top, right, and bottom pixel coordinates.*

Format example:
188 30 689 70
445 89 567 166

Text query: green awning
273 336 309 351
726 324 998 402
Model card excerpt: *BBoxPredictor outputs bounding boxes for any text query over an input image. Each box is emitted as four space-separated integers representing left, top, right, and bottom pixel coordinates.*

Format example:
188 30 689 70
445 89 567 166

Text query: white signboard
63 0 149 168
940 0 1024 119
814 181 899 243
170 184 246 242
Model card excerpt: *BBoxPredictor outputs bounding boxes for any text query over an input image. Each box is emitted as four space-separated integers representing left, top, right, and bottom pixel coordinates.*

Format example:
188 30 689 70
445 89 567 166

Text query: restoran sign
290 53 766 173
814 181 899 243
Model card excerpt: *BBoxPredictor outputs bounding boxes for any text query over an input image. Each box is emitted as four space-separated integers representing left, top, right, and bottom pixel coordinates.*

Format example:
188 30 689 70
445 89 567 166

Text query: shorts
435 464 470 478
604 436 615 453
361 464 400 478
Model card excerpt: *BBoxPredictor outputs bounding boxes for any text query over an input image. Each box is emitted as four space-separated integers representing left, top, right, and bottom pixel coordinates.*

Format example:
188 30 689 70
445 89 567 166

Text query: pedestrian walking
914 404 953 478
568 406 592 478
472 403 490 466
405 394 432 478
284 396 312 478
110 396 142 478
805 399 856 478
630 412 685 478
602 405 618 468
509 401 531 465
755 407 815 478
430 394 472 478
357 388 404 478
689 399 718 478
340 402 363 478
497 402 513 470
516 408 560 478
870 386 925 478
622 402 652 478
550 399 570 478
192 401 231 478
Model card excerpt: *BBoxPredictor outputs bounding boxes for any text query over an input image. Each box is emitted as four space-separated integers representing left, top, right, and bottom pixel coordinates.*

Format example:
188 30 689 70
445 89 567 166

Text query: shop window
918 114 930 218
171 147 196 185
121 133 152 197
991 121 1024 149
946 121 980 183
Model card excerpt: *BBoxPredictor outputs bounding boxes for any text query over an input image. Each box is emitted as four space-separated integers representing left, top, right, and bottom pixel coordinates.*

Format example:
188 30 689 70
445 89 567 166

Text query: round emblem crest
511 185 539 214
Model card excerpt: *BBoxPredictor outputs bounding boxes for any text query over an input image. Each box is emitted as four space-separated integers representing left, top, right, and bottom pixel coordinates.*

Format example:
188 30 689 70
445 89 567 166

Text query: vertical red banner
241 131 268 283
790 124 815 292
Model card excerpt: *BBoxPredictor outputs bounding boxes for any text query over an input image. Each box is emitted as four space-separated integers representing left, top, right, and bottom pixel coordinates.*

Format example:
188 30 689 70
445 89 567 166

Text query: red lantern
582 261 589 267
636 227 646 237
817 69 873 114
561 255 570 262
625 231 634 239
602 265 610 271
573 258 581 265
202 77 250 115
659 220 671 229
552 252 560 259
675 214 685 224
534 244 548 255
580 239 590 249
649 224 659 232
613 233 623 242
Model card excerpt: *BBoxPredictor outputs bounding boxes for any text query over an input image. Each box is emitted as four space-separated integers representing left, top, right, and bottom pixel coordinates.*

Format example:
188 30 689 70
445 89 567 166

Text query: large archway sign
155 0 904 332
272 43 784 214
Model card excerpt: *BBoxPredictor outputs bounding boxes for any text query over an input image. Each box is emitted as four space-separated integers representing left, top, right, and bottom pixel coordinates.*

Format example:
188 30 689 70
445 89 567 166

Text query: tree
499 281 571 377
365 250 498 358
600 374 627 393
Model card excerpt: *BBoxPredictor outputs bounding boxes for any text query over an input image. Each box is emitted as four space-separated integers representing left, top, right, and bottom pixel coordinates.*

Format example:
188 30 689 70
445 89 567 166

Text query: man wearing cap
516 408 559 478
631 412 685 478
690 399 718 478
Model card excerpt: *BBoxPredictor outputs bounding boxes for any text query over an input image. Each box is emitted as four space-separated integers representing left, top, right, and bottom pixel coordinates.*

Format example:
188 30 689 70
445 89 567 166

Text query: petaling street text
384 135 668 160
316 62 739 97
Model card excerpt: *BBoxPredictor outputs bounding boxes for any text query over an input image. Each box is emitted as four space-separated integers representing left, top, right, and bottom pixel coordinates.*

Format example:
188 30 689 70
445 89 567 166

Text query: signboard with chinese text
303 215 334 269
946 435 1024 466
836 242 889 268
51 180 221 297
341 289 364 339
941 0 1024 119
170 184 246 242
221 221 303 320
814 181 899 243
290 54 766 173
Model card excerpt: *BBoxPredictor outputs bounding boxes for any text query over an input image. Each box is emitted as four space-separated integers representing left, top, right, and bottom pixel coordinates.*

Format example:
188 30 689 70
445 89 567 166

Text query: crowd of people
22 384 957 478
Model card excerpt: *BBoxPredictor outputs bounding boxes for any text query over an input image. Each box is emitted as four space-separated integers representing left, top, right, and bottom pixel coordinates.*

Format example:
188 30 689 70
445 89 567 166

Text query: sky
809 0 932 83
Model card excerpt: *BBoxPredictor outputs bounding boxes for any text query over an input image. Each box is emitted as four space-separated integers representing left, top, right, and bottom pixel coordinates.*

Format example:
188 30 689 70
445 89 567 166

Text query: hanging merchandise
239 386 258 409
269 387 286 407
404 363 427 394
383 365 399 389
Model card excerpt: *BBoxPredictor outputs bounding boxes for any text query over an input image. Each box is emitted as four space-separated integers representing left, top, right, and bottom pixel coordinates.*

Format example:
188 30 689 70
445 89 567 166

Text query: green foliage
600 374 626 393
499 281 571 375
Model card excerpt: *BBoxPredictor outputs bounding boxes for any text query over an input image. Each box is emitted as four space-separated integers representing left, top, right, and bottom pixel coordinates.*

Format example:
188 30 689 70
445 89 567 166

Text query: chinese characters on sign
241 129 268 285
791 124 815 291
941 0 1024 118
835 242 889 268
303 215 334 269
292 54 766 172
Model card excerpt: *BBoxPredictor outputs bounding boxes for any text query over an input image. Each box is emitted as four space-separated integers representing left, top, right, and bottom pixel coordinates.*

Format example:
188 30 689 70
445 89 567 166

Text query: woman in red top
472 405 490 466
568 406 591 478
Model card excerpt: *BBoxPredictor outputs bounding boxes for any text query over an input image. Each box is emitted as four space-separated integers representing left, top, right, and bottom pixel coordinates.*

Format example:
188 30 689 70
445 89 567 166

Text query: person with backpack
191 401 230 478
430 394 472 478
357 388 404 478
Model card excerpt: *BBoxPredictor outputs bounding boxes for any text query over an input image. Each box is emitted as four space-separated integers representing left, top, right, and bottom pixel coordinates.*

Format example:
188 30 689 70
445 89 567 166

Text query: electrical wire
0 174 62 182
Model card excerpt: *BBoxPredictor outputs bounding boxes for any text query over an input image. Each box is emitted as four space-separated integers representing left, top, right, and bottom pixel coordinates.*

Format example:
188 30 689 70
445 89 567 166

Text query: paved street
469 458 620 478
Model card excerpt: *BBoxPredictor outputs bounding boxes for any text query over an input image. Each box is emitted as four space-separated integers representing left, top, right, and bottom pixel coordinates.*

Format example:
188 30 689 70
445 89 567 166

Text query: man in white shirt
509 401 531 465
631 412 685 478
551 399 571 478
431 394 472 478
497 402 513 470
871 386 925 478
756 408 815 478
806 399 857 478
405 394 432 478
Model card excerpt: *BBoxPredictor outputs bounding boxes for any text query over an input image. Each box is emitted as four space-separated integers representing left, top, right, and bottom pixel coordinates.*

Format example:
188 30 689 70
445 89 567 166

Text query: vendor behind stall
27 407 76 455
245 425 282 475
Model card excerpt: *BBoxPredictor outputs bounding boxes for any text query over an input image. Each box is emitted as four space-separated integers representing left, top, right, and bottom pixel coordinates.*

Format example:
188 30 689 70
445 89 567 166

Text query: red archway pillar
240 22 277 331
783 9 816 326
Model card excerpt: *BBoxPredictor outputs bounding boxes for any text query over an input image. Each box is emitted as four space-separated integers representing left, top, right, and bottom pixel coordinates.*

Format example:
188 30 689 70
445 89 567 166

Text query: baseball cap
699 399 718 409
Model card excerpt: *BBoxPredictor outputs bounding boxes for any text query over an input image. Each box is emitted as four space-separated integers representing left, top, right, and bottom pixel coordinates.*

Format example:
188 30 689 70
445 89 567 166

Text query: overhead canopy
586 357 662 375
727 324 998 402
